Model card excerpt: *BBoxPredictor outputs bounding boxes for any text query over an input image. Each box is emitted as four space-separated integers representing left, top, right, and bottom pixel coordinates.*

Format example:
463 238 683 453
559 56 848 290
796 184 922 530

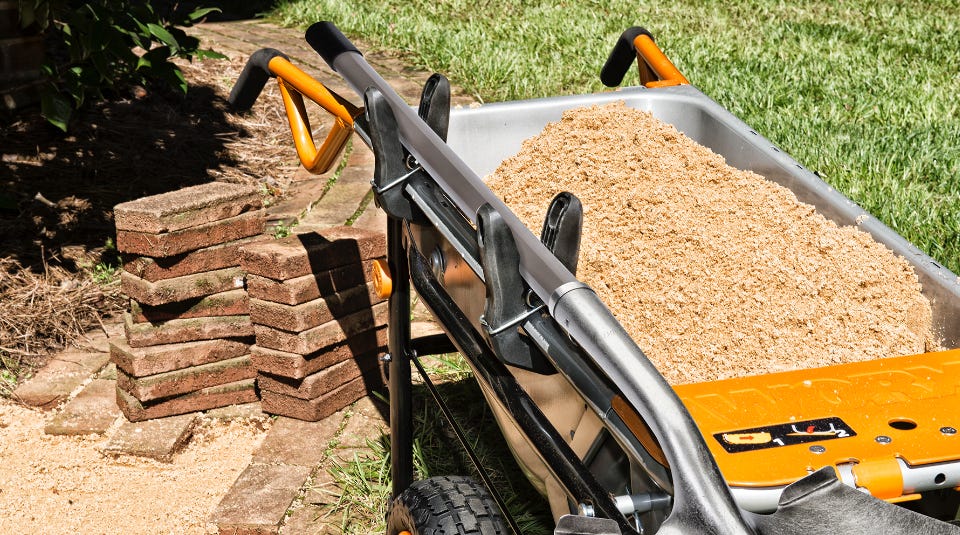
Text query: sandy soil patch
0 399 270 534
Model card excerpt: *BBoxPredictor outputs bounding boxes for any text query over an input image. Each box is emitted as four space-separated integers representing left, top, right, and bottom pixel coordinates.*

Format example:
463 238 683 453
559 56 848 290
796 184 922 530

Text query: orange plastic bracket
632 34 689 88
371 258 393 299
268 56 363 174
851 457 904 500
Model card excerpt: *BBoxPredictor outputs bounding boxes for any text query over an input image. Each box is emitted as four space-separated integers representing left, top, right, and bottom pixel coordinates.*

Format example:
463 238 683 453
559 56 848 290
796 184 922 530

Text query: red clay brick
253 302 387 355
257 352 379 400
43 379 122 435
12 351 111 410
250 328 386 379
116 209 266 257
116 378 258 422
246 258 379 306
249 282 382 332
130 289 249 323
239 227 385 281
111 337 252 377
117 355 256 402
260 373 383 421
114 182 262 233
103 413 198 462
123 234 268 282
124 312 253 348
209 463 311 534
251 415 346 466
122 267 246 307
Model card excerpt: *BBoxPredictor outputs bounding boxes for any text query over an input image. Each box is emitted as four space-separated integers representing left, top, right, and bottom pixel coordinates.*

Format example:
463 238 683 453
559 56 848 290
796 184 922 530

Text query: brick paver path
190 20 477 237
11 18 470 535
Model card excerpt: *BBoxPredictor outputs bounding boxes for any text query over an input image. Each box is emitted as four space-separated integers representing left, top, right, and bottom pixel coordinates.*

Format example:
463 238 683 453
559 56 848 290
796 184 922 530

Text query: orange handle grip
268 56 363 174
632 34 689 88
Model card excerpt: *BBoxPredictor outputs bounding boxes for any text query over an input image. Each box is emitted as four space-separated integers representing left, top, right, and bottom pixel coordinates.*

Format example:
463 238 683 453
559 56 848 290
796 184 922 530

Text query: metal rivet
578 503 595 517
379 353 392 362
941 427 957 435
809 445 826 454
875 435 892 444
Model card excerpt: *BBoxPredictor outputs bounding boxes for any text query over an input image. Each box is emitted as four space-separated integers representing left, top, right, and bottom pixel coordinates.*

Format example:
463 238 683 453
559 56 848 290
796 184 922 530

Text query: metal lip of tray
446 83 960 348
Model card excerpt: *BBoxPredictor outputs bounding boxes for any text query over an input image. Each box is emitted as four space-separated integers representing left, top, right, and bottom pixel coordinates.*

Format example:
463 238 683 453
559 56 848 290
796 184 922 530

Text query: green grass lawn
273 0 959 275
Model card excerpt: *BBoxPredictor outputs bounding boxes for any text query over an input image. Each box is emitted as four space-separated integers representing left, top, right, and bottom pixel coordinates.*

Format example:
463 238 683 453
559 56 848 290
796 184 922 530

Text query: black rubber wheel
386 476 509 535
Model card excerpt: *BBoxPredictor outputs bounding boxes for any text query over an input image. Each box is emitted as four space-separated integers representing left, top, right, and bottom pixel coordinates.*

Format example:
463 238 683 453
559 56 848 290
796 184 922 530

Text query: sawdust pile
0 400 269 534
487 102 939 384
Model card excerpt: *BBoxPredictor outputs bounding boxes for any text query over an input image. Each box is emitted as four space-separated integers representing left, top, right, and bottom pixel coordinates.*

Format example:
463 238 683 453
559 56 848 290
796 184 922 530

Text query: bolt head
941 427 957 435
809 445 826 454
875 435 892 444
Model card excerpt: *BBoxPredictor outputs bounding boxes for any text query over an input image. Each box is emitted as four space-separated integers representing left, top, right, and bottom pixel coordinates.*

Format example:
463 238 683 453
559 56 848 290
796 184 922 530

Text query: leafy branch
18 1 225 131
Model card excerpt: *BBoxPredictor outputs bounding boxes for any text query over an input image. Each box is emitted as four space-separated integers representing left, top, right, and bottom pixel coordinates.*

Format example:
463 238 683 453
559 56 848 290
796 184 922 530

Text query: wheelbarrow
230 21 960 534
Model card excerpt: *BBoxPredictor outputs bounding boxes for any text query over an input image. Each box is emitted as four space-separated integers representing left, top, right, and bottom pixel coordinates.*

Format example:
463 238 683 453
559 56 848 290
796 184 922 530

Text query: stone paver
210 463 313 535
130 289 249 323
263 177 327 227
246 259 380 306
44 378 122 435
116 209 266 258
124 312 253 347
250 328 387 380
253 302 387 355
123 235 268 282
239 226 385 281
258 353 378 400
122 267 247 307
332 396 389 450
13 351 111 409
252 414 346 467
299 149 375 229
117 355 255 402
117 377 258 422
349 204 386 233
103 413 198 462
114 182 262 234
206 402 266 421
111 337 252 377
260 372 382 423
78 321 126 353
249 282 382 332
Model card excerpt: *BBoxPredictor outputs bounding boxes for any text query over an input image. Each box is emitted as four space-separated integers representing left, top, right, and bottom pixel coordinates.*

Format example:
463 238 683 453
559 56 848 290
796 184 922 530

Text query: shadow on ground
0 82 245 271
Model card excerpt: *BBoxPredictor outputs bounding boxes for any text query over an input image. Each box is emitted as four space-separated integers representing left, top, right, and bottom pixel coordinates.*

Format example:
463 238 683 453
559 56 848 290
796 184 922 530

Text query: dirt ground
0 399 271 534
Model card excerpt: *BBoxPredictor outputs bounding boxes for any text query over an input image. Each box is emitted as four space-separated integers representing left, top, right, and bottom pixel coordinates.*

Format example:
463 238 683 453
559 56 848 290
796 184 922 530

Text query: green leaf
186 7 221 22
147 23 179 52
40 89 74 132
151 60 188 93
196 48 228 60
90 53 110 81
166 65 188 93
18 2 36 29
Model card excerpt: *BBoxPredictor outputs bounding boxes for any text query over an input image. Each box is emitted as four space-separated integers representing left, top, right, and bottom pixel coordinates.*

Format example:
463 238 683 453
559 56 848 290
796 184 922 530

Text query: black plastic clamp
477 204 555 374
540 192 583 276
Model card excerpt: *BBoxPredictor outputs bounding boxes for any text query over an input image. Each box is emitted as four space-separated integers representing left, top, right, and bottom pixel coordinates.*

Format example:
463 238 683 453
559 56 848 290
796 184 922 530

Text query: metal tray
446 84 960 349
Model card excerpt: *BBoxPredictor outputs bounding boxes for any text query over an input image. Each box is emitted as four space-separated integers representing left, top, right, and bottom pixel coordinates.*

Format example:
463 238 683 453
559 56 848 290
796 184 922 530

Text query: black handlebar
599 26 653 87
227 48 289 110
305 21 362 69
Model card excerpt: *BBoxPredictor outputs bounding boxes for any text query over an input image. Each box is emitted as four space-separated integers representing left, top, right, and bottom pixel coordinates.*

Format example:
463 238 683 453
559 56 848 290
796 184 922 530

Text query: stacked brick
111 183 267 421
240 227 388 421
